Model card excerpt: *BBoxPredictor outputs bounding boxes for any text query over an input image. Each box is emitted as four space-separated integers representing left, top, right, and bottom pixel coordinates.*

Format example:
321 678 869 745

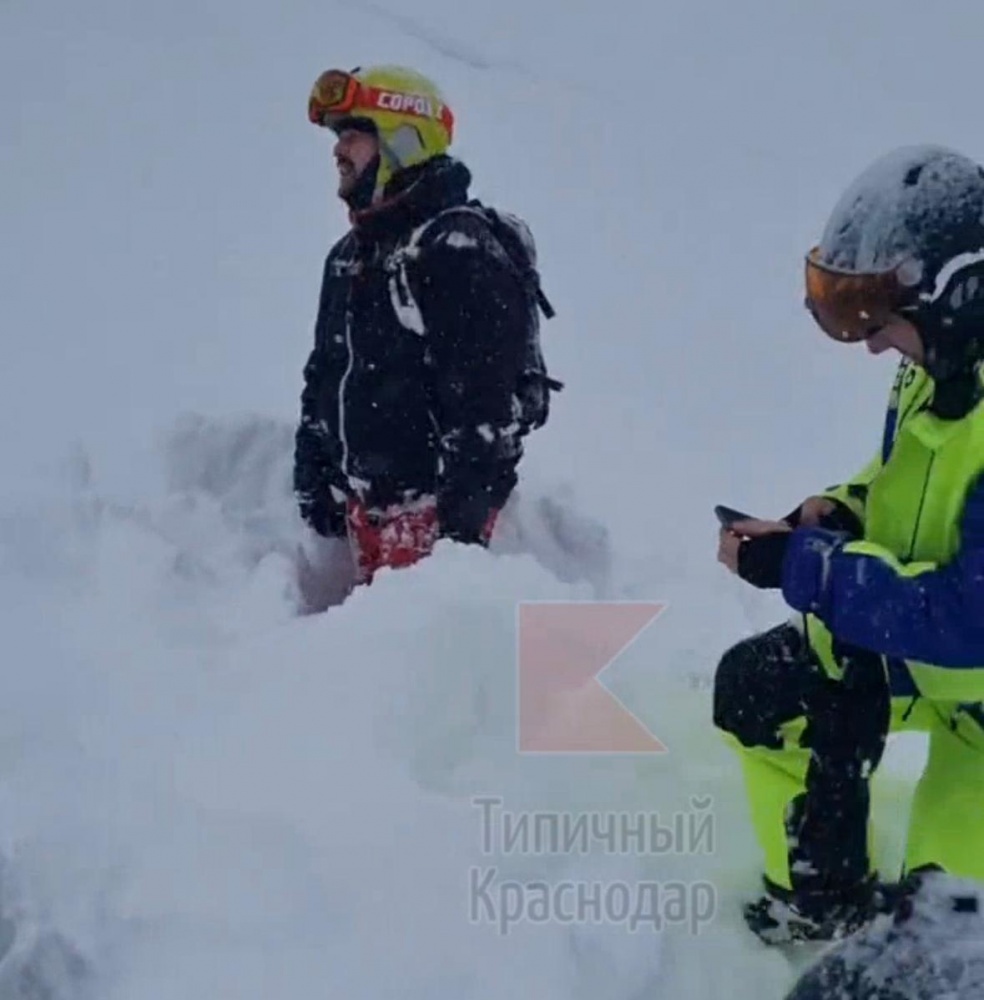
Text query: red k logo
517 602 668 754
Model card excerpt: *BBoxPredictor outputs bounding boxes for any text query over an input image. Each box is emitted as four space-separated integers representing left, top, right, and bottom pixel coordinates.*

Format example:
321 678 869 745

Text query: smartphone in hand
714 504 758 529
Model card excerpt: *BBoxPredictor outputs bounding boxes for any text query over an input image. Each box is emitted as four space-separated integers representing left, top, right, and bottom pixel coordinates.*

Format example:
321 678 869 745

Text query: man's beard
339 155 381 211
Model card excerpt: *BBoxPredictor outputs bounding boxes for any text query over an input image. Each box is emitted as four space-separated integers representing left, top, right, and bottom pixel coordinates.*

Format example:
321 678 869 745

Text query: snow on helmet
308 65 454 196
817 144 984 282
805 145 984 354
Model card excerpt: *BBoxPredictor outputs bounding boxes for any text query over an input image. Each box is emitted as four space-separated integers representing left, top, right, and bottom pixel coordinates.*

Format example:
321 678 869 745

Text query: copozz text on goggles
308 68 455 136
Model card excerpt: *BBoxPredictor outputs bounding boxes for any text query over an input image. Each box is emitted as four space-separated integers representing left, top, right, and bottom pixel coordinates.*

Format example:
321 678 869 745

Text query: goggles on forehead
307 68 455 136
804 246 918 343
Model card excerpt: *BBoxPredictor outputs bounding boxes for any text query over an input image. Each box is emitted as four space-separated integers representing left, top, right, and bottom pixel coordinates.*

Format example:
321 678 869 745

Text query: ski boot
743 874 882 945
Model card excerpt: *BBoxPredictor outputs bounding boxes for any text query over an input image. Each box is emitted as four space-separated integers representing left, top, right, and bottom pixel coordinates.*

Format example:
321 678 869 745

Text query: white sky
6 0 984 539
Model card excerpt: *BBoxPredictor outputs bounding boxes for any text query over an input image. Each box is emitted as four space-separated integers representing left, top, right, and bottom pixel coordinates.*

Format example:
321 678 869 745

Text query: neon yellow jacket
786 359 984 701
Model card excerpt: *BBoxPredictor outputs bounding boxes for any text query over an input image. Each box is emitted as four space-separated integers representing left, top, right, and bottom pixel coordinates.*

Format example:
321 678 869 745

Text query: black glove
737 532 792 590
297 490 347 539
783 498 863 537
437 490 499 545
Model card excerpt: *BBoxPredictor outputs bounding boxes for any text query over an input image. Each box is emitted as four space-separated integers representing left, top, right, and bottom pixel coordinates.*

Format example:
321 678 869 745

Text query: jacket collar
349 156 472 243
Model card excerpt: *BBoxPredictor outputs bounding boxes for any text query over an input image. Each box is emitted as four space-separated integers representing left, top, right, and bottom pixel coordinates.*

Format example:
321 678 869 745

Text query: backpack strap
386 204 565 410
406 202 557 320
435 203 564 392
462 201 557 322
384 206 482 337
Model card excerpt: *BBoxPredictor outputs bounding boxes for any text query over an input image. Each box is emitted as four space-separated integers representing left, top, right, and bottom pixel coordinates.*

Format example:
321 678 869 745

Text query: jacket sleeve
415 217 530 541
781 475 984 667
292 258 345 538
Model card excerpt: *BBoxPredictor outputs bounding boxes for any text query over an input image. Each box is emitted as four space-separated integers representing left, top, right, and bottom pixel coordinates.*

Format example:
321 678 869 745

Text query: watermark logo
469 869 716 935
467 797 718 935
473 797 715 858
517 601 667 753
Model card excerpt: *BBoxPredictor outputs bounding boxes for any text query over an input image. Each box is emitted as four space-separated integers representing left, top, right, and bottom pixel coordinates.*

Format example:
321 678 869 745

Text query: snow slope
3 0 983 996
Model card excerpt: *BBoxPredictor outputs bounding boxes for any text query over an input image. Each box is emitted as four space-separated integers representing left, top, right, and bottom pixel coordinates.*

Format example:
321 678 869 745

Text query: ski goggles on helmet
308 70 362 124
307 69 455 135
804 246 919 342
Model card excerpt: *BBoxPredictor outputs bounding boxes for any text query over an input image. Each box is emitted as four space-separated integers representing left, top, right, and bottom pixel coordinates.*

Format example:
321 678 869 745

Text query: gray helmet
817 145 984 286
814 145 984 386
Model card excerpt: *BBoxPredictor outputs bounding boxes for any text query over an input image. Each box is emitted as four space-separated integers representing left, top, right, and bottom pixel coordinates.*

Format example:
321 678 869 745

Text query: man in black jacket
294 65 554 607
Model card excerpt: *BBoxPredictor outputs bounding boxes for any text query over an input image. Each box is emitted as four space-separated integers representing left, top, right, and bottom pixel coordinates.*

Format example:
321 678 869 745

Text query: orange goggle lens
308 70 361 125
804 247 912 343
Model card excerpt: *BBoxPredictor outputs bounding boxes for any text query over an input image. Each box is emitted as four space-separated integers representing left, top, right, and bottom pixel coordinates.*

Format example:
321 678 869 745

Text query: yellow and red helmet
308 65 454 189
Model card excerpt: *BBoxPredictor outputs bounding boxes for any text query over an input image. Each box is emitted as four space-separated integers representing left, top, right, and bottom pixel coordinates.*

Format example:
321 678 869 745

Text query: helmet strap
929 363 982 419
372 136 406 202
917 318 984 417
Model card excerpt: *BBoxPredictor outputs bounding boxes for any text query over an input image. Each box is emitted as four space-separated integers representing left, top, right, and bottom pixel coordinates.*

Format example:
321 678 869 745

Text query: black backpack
389 200 563 433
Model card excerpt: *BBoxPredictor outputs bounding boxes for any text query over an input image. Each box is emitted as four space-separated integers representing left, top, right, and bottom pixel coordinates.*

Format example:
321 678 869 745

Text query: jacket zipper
338 305 355 478
906 452 935 561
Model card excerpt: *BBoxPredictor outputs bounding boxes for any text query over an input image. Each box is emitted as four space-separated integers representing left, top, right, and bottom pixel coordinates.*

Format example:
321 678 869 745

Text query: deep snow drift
0 414 928 999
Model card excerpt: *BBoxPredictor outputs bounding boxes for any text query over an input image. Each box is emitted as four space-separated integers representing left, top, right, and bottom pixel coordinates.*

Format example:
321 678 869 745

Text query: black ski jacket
293 156 532 542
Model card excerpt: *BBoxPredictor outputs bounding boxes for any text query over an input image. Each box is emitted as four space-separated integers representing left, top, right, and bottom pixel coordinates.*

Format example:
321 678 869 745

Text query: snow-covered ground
3 0 982 996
